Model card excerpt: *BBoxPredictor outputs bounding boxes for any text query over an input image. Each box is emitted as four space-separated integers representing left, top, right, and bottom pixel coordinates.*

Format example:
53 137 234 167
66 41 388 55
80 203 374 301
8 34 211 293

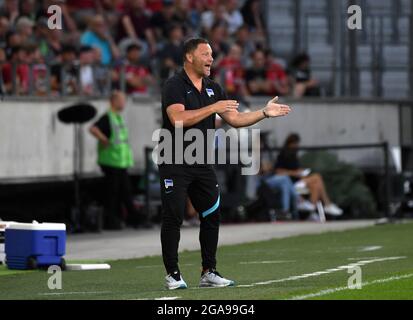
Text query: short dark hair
284 133 301 148
183 38 209 62
126 43 141 53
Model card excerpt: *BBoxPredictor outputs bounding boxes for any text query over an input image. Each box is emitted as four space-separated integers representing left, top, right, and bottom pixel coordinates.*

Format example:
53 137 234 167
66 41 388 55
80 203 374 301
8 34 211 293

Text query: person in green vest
89 90 140 230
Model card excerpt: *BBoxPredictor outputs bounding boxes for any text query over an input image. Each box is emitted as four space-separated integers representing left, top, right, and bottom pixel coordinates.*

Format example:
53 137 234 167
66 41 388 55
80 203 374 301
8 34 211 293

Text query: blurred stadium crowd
0 0 320 99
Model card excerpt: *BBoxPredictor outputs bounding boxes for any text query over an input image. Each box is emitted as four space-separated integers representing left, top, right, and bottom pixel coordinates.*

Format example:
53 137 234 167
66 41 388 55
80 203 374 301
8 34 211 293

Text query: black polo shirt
161 69 227 165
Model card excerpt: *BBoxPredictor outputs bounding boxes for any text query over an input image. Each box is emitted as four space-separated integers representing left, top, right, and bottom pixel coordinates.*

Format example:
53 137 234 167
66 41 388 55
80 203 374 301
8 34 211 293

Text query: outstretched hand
263 96 291 118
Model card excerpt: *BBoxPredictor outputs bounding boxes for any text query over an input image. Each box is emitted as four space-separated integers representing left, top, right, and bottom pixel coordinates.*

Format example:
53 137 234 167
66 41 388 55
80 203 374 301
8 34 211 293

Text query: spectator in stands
17 0 35 22
42 26 63 64
78 45 96 96
0 15 10 48
289 53 321 97
81 15 120 66
28 45 48 96
146 0 164 13
172 0 195 36
215 42 248 101
240 0 266 37
275 133 343 217
265 50 290 96
158 23 184 85
4 30 21 59
150 0 177 40
246 49 278 96
225 0 243 35
0 0 19 25
187 0 204 36
234 24 257 67
0 47 5 94
117 0 157 56
201 2 228 37
1 45 30 95
50 45 79 95
15 16 34 45
113 43 154 96
89 90 142 230
209 22 229 66
66 0 96 30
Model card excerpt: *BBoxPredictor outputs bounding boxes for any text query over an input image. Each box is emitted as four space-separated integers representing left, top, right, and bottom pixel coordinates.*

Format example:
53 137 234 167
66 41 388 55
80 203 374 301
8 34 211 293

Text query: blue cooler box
5 222 66 270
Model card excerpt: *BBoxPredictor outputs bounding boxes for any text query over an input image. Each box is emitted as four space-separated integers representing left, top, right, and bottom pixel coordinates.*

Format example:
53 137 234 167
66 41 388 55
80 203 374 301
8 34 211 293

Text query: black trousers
100 165 137 225
159 165 220 274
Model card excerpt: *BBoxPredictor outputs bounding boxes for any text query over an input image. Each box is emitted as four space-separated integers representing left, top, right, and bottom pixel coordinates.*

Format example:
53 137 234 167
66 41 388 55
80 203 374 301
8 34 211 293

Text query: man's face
253 51 265 69
112 93 126 112
187 43 214 77
62 51 76 63
127 48 140 63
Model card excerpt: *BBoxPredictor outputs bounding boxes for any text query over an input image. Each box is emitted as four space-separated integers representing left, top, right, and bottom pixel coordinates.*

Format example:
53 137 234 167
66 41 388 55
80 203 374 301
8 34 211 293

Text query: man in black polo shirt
160 38 291 290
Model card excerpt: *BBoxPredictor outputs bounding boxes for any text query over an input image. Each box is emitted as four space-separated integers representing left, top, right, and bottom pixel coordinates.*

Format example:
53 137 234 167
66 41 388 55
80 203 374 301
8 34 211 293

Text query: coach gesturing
160 38 291 290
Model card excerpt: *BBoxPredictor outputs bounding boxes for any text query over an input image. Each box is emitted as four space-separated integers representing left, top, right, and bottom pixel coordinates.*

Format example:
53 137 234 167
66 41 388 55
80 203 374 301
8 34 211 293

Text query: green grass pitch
1 222 412 300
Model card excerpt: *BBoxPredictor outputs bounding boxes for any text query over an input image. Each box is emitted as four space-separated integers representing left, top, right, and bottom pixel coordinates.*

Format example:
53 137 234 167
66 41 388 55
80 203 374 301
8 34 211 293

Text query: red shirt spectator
66 0 95 10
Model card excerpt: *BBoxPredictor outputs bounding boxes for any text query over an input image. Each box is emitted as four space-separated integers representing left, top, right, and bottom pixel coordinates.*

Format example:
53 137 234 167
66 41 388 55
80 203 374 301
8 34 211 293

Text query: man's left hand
263 96 291 117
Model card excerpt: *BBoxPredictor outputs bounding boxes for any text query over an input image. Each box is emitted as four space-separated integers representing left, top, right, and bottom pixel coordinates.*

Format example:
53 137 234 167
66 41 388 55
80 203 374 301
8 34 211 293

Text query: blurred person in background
66 0 97 30
81 15 120 66
265 50 290 97
150 0 178 40
275 133 343 216
4 30 21 59
215 42 248 102
50 44 79 95
158 23 184 85
1 45 29 94
258 159 299 220
240 0 266 43
15 16 35 45
116 0 157 56
225 0 243 35
37 22 63 64
113 42 154 96
78 45 96 96
246 49 278 96
201 1 228 37
288 53 321 97
171 0 194 36
208 22 229 67
0 0 19 25
27 44 48 96
0 15 10 48
234 24 257 67
16 0 35 22
0 47 5 95
89 90 142 230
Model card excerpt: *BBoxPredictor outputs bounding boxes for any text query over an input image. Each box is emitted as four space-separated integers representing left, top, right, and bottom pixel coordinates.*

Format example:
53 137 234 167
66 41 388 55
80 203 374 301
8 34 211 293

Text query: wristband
263 109 269 118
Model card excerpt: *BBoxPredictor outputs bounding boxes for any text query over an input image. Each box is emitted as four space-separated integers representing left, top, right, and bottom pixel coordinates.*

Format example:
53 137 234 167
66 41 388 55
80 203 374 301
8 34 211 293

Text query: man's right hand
213 100 239 114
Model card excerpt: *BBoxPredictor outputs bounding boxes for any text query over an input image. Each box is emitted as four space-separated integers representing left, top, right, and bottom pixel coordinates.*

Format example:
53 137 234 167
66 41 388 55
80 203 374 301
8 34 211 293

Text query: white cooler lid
7 222 66 231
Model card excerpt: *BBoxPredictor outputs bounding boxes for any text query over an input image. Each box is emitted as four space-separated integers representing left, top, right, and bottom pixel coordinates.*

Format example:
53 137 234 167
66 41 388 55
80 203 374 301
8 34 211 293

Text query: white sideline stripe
132 296 181 300
359 246 382 252
347 257 382 261
237 256 406 288
136 263 194 269
39 291 111 296
290 273 413 300
240 260 296 265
